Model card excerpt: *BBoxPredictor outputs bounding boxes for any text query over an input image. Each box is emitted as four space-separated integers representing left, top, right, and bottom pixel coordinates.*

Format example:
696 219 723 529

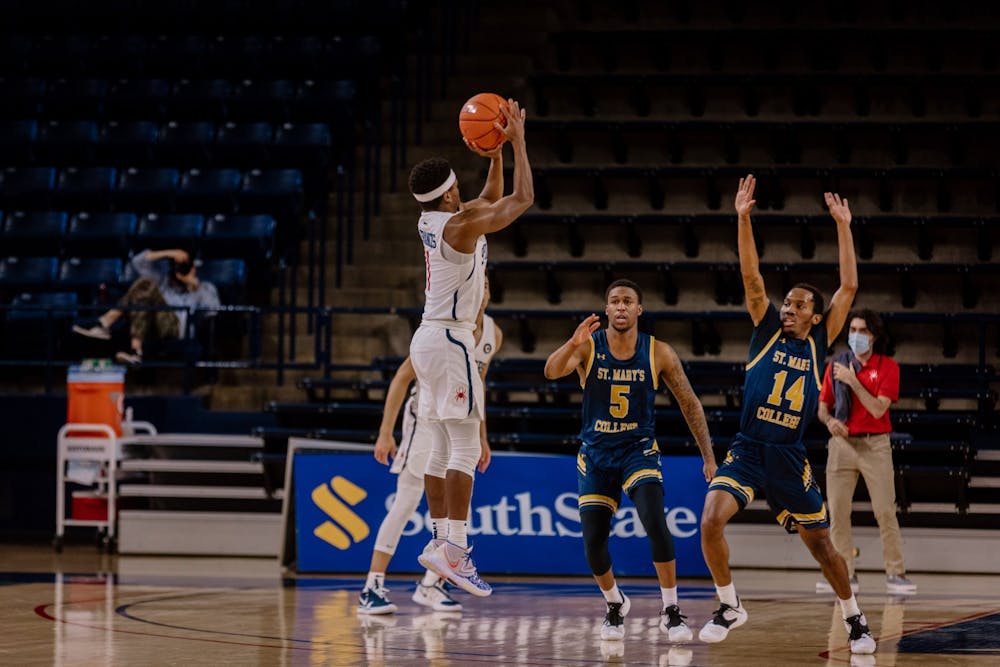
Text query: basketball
459 92 509 151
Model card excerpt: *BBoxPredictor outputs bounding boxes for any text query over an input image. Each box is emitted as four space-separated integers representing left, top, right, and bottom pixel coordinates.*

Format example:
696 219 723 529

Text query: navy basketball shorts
577 439 662 513
709 434 829 533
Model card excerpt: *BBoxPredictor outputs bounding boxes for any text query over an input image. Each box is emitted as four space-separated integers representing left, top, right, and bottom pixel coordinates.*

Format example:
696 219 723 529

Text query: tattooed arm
657 340 716 482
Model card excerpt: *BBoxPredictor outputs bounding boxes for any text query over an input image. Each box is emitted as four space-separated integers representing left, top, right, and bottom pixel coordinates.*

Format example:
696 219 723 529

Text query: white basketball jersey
417 210 488 330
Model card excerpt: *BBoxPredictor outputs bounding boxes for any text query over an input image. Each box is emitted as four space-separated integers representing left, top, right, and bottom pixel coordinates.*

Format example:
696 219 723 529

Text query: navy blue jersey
739 304 827 445
579 330 658 448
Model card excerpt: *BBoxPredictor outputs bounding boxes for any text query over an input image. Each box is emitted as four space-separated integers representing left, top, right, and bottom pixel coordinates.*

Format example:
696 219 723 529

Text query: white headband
413 170 456 202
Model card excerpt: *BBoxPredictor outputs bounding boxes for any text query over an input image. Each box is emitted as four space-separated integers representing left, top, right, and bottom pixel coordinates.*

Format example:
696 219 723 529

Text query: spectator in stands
72 248 220 365
358 283 500 615
407 98 531 598
543 278 715 643
818 309 915 595
698 176 876 656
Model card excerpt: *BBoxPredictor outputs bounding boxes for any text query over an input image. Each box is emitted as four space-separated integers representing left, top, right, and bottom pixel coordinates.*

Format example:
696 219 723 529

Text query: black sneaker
599 593 630 640
844 613 876 654
660 604 693 642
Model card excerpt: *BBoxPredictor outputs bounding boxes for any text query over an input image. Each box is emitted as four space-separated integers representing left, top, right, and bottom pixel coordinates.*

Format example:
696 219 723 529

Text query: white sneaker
886 574 917 594
659 604 693 643
416 538 446 578
817 574 859 594
698 599 748 643
600 593 631 640
600 639 625 661
844 613 877 654
418 540 492 597
412 578 463 612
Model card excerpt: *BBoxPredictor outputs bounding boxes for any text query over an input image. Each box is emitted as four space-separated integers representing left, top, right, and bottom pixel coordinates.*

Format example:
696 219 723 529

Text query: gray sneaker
886 574 917 594
816 574 859 594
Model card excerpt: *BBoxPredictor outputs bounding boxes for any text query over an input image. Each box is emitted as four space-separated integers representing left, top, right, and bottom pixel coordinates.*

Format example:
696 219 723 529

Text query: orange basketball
459 92 509 151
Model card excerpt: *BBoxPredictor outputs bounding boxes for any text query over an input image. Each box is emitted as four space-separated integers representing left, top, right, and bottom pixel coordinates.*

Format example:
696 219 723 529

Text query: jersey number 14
766 370 805 412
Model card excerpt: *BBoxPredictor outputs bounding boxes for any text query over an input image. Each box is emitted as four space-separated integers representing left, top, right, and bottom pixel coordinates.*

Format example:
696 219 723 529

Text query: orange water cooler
66 363 125 436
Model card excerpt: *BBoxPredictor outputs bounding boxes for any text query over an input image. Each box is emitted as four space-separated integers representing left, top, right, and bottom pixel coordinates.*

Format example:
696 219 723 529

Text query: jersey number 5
766 370 805 412
610 384 630 418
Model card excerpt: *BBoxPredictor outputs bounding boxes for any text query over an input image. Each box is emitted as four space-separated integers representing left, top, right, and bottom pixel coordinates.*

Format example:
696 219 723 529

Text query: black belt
850 432 889 438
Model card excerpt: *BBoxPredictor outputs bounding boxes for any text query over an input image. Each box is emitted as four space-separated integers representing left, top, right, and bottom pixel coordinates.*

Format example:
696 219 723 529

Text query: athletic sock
716 582 738 608
431 518 448 541
661 586 678 608
365 571 385 590
448 519 468 548
840 594 861 619
601 584 624 604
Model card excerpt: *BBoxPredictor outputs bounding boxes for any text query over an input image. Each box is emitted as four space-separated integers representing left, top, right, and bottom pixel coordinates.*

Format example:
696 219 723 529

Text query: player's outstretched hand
571 313 602 347
735 174 756 218
824 191 852 226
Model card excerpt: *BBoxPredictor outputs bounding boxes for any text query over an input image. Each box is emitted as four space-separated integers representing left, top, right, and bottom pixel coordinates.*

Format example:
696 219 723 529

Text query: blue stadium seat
115 167 180 210
105 79 171 120
0 166 56 208
56 167 117 209
43 78 109 119
2 291 79 361
38 120 100 163
0 77 46 118
0 256 58 291
215 121 273 163
197 258 246 302
231 79 295 121
1 210 68 256
272 122 332 169
0 120 38 164
99 120 160 165
202 213 275 269
240 168 304 222
170 79 232 120
133 213 205 252
56 257 124 298
158 121 215 166
65 212 138 258
176 168 241 213
293 78 356 124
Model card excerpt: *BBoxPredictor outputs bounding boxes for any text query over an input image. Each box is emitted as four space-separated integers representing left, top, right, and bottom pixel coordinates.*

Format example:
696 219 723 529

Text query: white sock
601 584 624 604
365 571 384 590
448 519 468 548
840 594 861 619
431 518 448 541
421 570 439 587
716 582 738 608
661 586 678 608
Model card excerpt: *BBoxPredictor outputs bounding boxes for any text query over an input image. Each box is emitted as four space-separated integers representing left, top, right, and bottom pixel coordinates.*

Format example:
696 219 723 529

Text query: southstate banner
293 450 710 576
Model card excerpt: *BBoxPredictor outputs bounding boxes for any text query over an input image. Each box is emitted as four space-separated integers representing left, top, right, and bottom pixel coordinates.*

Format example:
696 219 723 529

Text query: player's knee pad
581 508 614 576
443 420 481 477
632 483 675 563
424 420 450 478
373 473 424 555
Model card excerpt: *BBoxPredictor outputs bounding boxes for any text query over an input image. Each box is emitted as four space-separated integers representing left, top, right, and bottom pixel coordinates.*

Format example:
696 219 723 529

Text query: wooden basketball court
3 543 998 665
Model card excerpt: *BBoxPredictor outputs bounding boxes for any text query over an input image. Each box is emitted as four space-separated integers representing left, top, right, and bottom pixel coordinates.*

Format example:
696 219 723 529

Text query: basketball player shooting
407 98 532 597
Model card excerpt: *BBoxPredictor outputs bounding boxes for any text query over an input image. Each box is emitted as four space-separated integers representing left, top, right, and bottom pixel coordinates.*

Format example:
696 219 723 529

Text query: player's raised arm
544 314 601 381
443 99 533 252
656 341 717 482
823 191 859 341
735 174 768 326
462 140 504 208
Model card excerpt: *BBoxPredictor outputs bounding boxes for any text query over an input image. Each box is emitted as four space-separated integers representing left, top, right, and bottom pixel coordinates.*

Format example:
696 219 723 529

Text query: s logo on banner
311 476 369 550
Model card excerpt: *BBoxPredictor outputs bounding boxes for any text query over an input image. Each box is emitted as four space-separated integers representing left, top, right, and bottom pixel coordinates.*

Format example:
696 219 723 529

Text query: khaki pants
825 433 906 577
119 277 180 342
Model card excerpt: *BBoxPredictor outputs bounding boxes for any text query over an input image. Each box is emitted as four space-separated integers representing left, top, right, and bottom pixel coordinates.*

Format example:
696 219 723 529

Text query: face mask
848 332 871 356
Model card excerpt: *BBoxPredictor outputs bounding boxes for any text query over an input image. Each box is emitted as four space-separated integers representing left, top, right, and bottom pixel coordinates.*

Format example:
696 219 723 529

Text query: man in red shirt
818 309 916 595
